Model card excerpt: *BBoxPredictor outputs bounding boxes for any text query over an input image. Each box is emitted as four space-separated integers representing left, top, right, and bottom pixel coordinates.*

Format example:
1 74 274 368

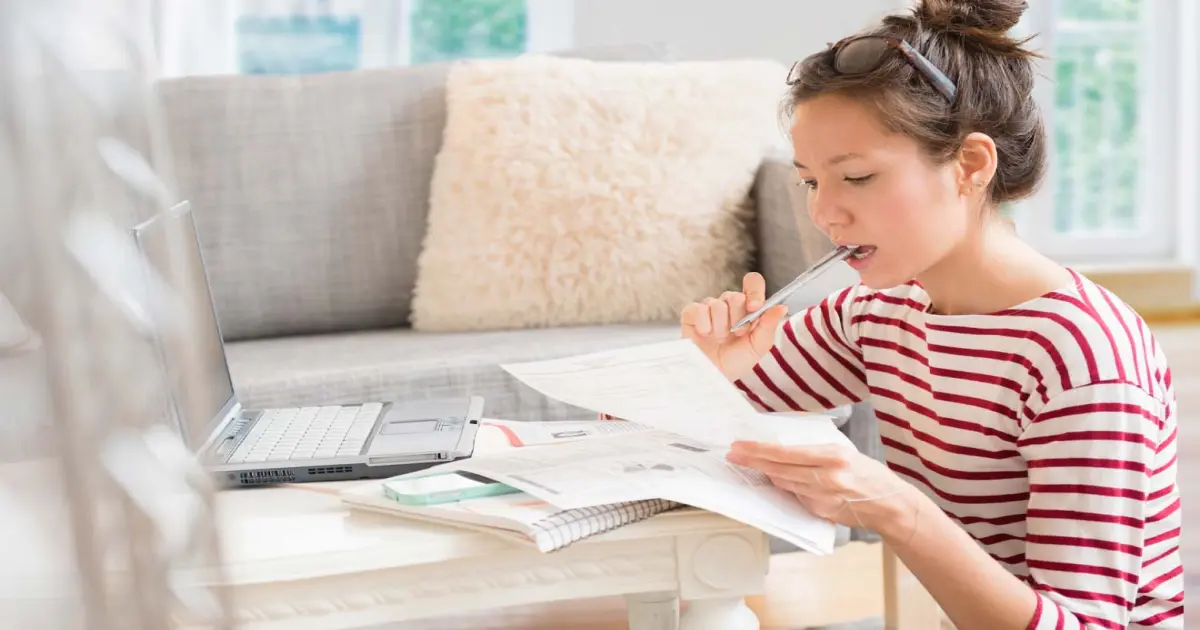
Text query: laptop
131 201 482 488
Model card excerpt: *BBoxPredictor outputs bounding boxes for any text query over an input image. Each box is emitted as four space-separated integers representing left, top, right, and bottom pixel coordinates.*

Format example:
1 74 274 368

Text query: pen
730 245 859 332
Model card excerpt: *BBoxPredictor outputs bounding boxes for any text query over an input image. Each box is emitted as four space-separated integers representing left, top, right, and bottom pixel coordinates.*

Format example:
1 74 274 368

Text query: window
235 8 363 74
1010 0 1187 264
408 0 528 64
222 0 571 76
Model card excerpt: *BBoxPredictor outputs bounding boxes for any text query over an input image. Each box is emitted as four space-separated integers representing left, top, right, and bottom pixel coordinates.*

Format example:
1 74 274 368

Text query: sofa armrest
750 152 837 296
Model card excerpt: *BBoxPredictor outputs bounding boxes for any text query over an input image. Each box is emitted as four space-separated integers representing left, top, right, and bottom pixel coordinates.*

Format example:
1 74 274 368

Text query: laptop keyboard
226 403 384 464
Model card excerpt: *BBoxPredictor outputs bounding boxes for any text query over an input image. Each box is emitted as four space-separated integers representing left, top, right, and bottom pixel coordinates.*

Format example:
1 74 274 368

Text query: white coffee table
216 482 769 630
1 425 772 630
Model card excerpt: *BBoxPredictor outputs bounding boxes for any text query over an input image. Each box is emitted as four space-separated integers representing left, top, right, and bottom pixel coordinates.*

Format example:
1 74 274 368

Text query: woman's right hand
681 272 788 382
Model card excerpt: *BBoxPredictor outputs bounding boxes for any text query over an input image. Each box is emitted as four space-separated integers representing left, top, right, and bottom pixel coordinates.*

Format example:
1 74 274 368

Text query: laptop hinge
199 402 242 456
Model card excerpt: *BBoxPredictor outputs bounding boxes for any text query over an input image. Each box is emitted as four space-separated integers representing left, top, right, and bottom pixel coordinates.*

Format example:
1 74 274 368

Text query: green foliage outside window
409 0 528 64
1057 0 1140 21
1050 0 1141 234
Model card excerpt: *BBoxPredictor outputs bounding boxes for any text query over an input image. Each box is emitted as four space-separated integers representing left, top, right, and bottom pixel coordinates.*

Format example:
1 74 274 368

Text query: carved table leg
626 591 680 630
680 597 758 630
675 531 767 630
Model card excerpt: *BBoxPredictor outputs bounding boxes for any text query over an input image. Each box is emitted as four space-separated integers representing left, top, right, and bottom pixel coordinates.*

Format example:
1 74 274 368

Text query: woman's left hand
726 440 921 539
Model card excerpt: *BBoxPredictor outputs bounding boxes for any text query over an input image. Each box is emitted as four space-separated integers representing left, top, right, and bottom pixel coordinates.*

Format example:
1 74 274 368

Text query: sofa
151 43 882 545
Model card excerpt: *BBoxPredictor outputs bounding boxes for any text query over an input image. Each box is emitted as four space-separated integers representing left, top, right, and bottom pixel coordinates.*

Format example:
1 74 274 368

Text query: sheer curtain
155 0 238 76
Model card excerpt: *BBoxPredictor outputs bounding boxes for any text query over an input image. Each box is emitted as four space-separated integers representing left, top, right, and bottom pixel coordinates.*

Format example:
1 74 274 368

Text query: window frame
1181 0 1200 296
156 0 573 76
1010 0 1186 266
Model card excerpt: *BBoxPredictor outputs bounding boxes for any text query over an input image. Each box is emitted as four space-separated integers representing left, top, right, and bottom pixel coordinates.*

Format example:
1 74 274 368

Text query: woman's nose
807 188 851 234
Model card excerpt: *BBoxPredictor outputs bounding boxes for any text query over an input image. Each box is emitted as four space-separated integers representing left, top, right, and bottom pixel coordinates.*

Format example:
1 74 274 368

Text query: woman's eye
845 174 875 185
797 179 818 190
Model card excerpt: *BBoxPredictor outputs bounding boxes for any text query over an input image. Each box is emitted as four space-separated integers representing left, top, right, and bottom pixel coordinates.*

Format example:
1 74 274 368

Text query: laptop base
214 458 459 489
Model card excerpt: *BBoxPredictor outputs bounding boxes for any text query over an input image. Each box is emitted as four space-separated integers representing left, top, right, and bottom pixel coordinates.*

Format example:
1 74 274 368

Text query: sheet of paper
456 429 839 555
481 418 653 447
753 413 856 448
500 339 776 447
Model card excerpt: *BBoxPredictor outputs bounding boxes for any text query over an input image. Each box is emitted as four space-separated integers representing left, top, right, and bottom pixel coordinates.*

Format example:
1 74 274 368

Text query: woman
681 0 1183 627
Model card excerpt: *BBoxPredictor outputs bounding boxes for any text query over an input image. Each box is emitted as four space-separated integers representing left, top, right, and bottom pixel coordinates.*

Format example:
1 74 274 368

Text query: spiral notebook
340 480 684 552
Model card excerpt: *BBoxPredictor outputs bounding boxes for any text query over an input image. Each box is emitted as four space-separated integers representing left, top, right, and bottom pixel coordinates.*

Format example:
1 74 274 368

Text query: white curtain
155 0 238 76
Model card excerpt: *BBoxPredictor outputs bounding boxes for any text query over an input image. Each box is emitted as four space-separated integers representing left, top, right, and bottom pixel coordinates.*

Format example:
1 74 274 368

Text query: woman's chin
854 260 914 291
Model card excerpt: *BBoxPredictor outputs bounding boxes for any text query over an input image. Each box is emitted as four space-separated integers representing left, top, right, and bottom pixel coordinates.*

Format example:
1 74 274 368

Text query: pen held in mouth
845 244 878 270
729 245 860 332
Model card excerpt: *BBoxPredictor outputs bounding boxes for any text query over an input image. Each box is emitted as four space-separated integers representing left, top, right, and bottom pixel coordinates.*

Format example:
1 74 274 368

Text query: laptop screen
132 201 236 450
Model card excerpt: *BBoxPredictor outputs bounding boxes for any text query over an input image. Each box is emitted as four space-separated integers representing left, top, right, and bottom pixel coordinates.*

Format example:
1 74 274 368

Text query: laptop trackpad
371 418 450 455
380 419 439 435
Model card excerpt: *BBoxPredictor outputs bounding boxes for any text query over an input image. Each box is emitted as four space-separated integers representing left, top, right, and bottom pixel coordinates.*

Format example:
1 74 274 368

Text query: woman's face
790 93 977 290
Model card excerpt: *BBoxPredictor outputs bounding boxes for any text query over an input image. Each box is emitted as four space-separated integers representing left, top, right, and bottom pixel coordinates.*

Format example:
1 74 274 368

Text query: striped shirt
733 271 1183 629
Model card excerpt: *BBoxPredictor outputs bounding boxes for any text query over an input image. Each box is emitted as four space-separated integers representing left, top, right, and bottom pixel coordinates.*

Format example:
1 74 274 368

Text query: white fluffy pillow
410 55 790 332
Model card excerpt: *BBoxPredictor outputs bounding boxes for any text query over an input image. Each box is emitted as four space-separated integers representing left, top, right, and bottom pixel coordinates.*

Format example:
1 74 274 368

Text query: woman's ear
956 132 998 196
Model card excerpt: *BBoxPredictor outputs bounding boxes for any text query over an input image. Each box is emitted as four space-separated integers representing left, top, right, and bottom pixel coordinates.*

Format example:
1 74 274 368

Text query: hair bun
916 0 1027 34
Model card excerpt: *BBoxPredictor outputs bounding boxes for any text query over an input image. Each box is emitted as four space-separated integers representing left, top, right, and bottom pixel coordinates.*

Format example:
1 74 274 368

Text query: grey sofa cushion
225 323 684 421
156 44 675 342
157 64 451 342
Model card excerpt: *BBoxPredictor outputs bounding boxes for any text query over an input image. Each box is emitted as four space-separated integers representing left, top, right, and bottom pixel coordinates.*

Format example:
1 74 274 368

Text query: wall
572 0 910 303
572 0 908 64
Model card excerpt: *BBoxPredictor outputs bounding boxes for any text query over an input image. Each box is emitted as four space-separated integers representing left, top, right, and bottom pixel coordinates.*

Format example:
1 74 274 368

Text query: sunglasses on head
787 35 957 103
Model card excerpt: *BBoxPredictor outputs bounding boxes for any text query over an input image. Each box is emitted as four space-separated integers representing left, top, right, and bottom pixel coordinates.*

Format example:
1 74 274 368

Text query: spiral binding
528 498 684 552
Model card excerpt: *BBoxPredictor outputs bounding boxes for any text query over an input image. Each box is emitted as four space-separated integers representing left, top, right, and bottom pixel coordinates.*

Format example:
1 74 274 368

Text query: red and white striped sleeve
1018 381 1182 629
731 284 870 413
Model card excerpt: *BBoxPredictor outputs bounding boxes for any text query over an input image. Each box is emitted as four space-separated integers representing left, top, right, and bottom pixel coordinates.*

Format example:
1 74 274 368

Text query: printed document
455 429 841 554
500 339 779 447
485 338 862 554
481 418 653 447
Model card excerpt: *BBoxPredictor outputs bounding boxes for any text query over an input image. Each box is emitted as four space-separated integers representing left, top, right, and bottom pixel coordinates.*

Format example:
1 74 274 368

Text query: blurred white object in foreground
0 0 232 628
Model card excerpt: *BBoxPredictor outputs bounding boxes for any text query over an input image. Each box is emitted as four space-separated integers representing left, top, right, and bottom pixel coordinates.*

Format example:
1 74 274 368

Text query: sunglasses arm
898 40 957 101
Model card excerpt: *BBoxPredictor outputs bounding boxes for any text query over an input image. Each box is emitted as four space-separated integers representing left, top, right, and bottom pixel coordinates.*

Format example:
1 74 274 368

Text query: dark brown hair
786 0 1045 204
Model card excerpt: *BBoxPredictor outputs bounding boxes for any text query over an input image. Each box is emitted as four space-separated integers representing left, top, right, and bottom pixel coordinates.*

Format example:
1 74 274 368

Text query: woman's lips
846 245 877 269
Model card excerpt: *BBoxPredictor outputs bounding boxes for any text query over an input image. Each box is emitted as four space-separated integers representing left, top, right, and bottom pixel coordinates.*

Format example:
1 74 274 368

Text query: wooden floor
397 322 1200 630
